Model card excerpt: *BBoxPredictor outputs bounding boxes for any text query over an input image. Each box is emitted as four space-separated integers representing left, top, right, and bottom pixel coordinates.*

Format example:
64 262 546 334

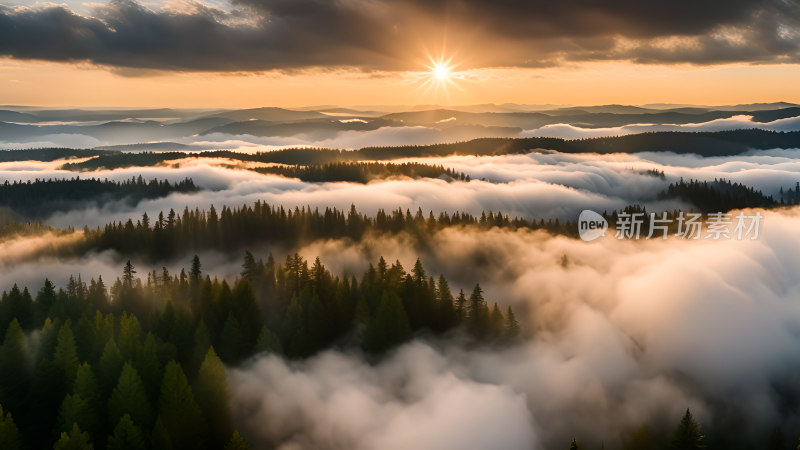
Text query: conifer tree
505 306 521 340
158 361 204 449
0 319 29 414
254 326 282 354
57 394 97 436
53 322 79 385
53 423 94 450
219 314 244 364
108 363 152 430
225 431 251 450
194 347 232 448
671 409 705 450
363 291 412 353
150 416 172 450
0 403 20 450
107 414 145 450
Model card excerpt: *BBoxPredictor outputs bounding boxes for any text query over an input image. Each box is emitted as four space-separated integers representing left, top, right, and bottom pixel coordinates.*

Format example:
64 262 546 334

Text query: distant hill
207 107 328 122
45 129 800 172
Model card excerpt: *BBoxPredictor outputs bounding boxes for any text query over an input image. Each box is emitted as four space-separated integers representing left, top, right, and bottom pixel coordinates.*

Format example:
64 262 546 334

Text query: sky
0 0 799 107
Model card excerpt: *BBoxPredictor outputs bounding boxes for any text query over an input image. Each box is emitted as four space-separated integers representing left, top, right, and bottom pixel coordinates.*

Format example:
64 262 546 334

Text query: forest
0 177 198 219
252 161 469 183
0 252 518 449
3 129 799 172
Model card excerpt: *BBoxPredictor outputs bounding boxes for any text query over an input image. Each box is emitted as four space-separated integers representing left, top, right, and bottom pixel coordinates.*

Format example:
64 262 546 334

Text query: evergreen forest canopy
0 177 197 219
0 252 518 449
2 129 799 172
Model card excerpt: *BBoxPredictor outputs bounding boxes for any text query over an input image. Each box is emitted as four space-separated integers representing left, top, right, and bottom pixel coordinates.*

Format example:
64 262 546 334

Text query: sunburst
417 55 463 100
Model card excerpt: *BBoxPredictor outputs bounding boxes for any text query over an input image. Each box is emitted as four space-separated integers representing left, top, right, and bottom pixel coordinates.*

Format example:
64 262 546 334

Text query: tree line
0 253 519 449
0 177 197 219
73 203 574 261
253 161 470 183
659 178 777 213
567 408 799 450
24 129 798 172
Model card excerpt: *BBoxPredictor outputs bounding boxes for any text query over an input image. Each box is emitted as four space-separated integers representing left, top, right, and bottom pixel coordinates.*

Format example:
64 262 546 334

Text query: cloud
7 147 800 231
228 206 800 449
0 0 797 71
4 149 800 447
521 115 800 140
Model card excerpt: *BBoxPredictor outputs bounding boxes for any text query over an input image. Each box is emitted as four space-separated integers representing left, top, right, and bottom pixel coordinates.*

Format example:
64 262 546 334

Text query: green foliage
0 177 197 220
98 340 124 396
225 430 251 450
0 403 21 450
53 321 79 385
672 409 705 450
362 291 412 353
53 423 94 450
194 347 232 448
149 416 172 450
569 437 581 450
158 361 204 449
57 394 97 436
0 253 519 448
107 414 145 450
0 319 29 414
108 363 152 431
254 325 282 354
219 314 245 364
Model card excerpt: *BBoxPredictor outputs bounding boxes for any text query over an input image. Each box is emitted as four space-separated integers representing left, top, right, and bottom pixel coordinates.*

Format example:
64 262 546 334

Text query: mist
229 206 800 449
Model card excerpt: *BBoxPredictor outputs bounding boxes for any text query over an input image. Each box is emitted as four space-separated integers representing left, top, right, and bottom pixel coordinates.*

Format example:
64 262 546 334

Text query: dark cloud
0 0 798 71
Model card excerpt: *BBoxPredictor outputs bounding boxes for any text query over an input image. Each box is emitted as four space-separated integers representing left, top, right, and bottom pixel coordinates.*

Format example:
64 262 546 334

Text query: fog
230 207 800 449
3 149 800 447
4 148 800 231
3 113 800 150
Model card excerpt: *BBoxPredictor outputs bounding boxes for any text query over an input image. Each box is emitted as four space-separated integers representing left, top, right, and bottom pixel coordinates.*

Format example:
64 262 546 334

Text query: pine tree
98 338 124 402
436 275 456 331
134 333 162 403
254 326 282 354
0 319 29 414
190 255 202 282
53 423 94 450
122 261 136 288
107 414 145 450
57 394 97 436
219 314 244 364
671 409 705 449
467 284 489 338
118 313 142 361
225 431 251 450
489 303 505 338
504 306 521 340
53 321 80 385
108 363 152 430
158 361 205 449
150 416 172 450
363 291 412 353
36 279 58 326
194 347 232 448
0 403 20 450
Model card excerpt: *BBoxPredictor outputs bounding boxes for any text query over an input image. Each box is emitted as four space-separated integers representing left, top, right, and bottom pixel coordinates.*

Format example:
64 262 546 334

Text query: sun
431 62 452 82
416 54 464 100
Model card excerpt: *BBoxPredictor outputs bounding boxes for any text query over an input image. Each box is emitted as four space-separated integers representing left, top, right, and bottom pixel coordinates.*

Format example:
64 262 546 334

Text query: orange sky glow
2 57 798 108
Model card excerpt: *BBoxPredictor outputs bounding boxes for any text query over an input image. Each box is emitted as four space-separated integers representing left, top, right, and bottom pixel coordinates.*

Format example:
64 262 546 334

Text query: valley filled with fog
2 104 800 449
